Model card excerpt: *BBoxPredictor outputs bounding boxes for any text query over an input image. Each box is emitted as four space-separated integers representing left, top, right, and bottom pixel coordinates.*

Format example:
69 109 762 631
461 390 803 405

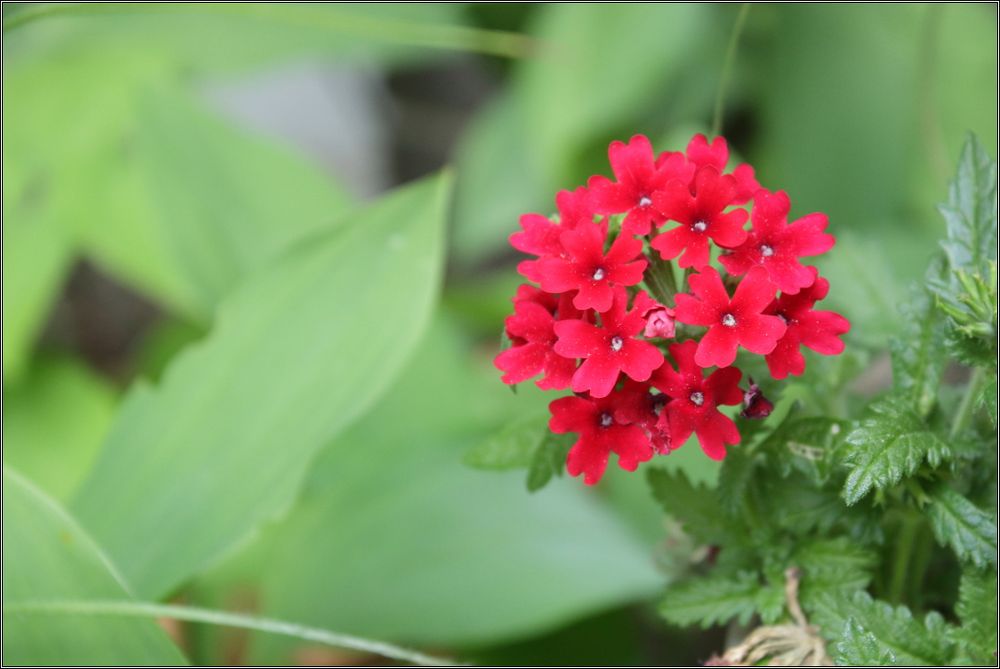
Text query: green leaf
1 467 187 665
952 568 998 663
791 538 876 612
236 316 661 656
811 590 954 666
716 447 758 514
463 412 549 471
71 173 451 599
757 415 847 484
2 356 117 501
936 134 998 281
659 571 761 628
926 483 997 568
980 373 998 427
526 430 575 492
647 468 736 544
836 618 896 665
841 396 951 505
890 287 947 417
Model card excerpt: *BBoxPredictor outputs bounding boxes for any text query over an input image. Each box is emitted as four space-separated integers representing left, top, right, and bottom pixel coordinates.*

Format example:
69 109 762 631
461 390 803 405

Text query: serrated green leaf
890 287 947 417
526 430 574 492
463 412 548 471
1 467 187 665
836 618 896 665
659 571 761 628
926 483 998 568
980 373 998 427
71 173 450 600
811 590 954 666
791 538 876 611
952 568 998 663
937 134 998 280
647 468 737 544
716 447 758 514
841 396 951 505
758 415 846 484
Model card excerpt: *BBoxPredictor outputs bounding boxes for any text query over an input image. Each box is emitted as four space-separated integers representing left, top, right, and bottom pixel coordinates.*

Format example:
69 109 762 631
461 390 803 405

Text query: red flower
553 287 665 398
549 393 654 485
652 340 743 460
536 220 647 312
764 274 850 379
683 133 760 203
495 289 583 389
510 187 594 283
674 266 787 368
650 166 749 269
613 380 672 454
588 135 680 236
719 189 835 294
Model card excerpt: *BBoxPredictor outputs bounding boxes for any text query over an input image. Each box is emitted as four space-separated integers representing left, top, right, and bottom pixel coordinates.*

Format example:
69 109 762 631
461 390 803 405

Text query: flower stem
949 367 985 440
711 3 752 138
888 513 921 605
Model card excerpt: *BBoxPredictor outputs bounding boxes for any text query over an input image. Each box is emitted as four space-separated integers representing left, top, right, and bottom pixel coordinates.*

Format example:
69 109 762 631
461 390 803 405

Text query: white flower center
760 244 774 257
600 412 614 428
638 196 652 208
592 267 606 281
722 313 737 327
692 220 708 233
689 391 704 407
610 336 624 351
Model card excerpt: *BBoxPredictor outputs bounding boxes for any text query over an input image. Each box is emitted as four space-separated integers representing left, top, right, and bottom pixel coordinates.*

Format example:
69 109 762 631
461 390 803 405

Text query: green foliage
791 538 876 611
889 288 947 418
2 356 116 501
1 467 187 665
840 396 951 505
660 571 763 628
812 591 954 666
928 134 999 369
647 468 735 545
218 317 662 660
525 430 575 492
926 483 998 568
463 412 549 470
952 568 998 663
70 174 450 599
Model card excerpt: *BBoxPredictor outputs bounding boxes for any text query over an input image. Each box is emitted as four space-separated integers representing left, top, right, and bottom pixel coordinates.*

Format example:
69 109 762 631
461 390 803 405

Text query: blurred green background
2 3 996 665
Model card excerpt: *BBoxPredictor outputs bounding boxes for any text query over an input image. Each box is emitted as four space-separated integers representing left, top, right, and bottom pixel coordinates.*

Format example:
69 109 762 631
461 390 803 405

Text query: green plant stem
2 600 463 666
888 513 921 605
1 3 537 59
950 367 985 440
711 3 752 137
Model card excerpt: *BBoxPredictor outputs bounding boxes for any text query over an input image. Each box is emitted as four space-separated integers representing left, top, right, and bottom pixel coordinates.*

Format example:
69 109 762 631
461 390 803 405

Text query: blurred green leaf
648 468 736 545
525 430 574 492
2 356 117 501
463 411 549 470
791 537 876 612
519 4 706 181
841 396 951 505
952 567 998 663
1 466 187 665
243 316 661 657
126 88 354 316
926 483 997 568
71 173 451 599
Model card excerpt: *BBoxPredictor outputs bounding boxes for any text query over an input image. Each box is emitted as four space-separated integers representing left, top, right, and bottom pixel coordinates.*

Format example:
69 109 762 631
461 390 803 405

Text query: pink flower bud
643 307 676 339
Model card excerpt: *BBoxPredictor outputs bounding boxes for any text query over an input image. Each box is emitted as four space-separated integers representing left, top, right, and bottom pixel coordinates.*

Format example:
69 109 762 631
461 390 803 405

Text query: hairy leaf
890 287 947 417
791 538 876 612
841 396 951 505
812 590 954 666
936 134 998 281
648 468 737 544
952 568 998 663
836 618 896 665
926 483 997 568
463 412 548 471
659 571 761 628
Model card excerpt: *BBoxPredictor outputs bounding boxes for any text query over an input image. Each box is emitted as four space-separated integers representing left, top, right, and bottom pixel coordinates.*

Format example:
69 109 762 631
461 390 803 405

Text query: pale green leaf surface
659 571 761 628
241 316 662 657
1 467 187 665
952 568 998 663
71 174 450 599
2 356 117 501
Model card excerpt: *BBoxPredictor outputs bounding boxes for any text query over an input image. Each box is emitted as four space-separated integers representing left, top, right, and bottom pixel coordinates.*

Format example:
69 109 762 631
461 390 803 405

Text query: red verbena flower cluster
495 134 850 485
